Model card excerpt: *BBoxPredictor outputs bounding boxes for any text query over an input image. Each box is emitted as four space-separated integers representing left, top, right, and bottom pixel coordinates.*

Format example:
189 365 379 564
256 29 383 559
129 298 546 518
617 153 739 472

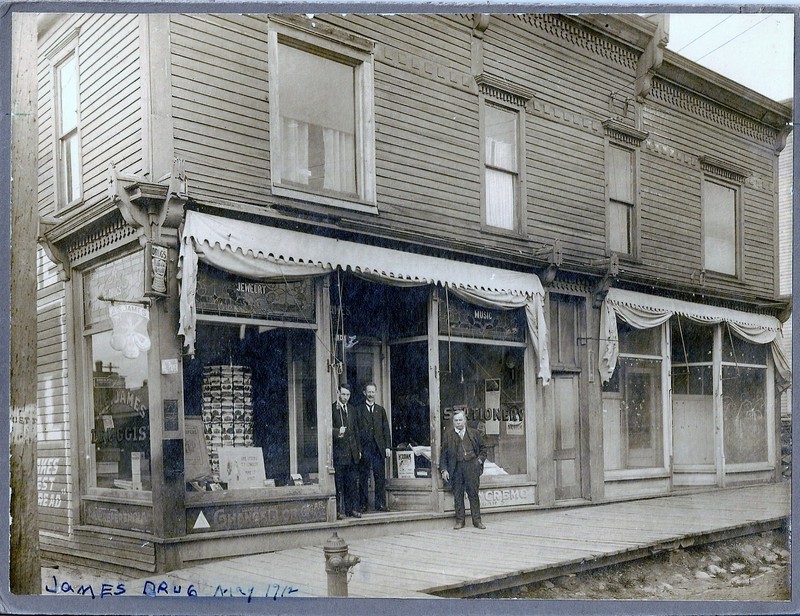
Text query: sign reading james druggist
195 263 315 322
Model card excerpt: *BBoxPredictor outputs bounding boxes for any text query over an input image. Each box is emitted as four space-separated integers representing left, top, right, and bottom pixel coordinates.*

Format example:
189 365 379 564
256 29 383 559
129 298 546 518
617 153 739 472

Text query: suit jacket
439 425 487 478
332 402 361 466
358 402 391 453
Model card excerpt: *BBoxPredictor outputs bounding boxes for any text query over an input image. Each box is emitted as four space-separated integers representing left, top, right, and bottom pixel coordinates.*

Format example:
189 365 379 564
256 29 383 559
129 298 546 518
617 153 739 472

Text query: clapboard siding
166 12 782 296
639 96 778 296
79 14 143 207
35 248 73 536
171 13 270 205
41 531 156 574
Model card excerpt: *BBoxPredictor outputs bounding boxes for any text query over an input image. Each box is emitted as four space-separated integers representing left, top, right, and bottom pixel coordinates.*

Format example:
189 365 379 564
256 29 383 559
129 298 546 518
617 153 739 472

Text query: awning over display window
599 288 790 383
178 211 550 383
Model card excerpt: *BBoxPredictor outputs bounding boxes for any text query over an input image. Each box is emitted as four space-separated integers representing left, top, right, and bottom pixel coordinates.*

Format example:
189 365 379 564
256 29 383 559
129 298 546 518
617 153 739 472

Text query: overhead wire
694 15 772 62
675 14 734 53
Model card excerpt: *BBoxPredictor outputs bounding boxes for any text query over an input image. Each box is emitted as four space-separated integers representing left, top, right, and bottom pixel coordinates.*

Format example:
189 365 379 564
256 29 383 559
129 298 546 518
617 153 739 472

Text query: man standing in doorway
439 410 487 529
332 383 361 519
357 382 391 512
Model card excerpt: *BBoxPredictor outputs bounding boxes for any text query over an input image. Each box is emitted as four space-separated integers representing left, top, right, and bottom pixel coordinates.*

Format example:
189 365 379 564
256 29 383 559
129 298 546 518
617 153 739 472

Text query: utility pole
10 10 41 595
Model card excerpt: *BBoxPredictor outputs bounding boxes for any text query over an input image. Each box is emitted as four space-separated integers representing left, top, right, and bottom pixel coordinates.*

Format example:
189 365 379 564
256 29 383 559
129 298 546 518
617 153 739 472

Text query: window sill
185 484 324 505
272 184 378 215
673 464 716 472
609 251 642 266
83 489 153 504
699 269 743 284
725 462 774 473
604 468 670 481
480 222 527 241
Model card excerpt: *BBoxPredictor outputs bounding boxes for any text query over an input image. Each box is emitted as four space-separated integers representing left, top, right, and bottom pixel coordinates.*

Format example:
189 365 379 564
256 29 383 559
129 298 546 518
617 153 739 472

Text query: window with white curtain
484 103 519 231
268 20 376 210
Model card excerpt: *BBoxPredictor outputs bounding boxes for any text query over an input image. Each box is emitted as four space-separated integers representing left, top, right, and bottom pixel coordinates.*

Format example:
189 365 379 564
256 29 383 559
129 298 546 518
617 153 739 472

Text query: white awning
178 211 550 382
599 288 789 382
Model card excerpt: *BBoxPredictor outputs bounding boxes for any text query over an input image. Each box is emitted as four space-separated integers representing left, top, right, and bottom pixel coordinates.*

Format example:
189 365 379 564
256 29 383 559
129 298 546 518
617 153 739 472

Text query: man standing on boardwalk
357 382 391 512
332 383 361 519
439 410 487 529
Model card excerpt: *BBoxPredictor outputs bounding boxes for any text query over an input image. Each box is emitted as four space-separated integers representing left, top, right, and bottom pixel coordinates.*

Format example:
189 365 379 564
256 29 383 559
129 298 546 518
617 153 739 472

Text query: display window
721 332 769 465
602 322 665 471
670 319 715 467
183 324 318 491
83 252 152 492
439 342 527 477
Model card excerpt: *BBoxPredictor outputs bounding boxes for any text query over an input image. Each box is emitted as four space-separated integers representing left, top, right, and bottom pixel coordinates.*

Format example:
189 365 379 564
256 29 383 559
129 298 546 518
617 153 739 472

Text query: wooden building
34 12 791 574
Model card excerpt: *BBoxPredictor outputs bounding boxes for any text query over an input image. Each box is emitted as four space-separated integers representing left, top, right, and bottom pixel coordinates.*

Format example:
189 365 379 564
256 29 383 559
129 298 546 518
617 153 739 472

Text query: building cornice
659 49 791 131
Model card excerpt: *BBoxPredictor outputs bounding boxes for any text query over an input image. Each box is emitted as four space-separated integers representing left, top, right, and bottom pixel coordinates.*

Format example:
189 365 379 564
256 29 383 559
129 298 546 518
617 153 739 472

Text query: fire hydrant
324 532 360 597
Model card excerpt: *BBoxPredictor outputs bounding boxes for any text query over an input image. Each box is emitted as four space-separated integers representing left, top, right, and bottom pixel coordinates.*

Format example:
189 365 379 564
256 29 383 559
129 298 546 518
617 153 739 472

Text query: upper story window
476 75 532 235
603 120 647 259
49 32 82 210
268 18 376 212
484 103 519 231
607 144 635 254
700 156 748 278
702 179 738 276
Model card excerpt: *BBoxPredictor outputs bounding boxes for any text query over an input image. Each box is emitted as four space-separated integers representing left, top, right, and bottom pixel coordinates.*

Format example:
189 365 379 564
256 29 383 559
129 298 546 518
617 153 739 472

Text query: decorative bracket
591 254 619 307
534 239 563 285
108 157 188 234
635 15 668 101
774 123 792 154
38 216 71 281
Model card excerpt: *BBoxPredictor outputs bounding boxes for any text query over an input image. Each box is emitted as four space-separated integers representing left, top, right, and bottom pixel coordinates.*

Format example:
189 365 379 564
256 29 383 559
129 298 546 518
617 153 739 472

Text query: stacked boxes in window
201 365 254 478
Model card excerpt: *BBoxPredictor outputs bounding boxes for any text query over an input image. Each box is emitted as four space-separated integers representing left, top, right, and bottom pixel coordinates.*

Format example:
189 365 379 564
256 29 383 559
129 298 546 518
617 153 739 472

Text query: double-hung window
603 120 647 258
50 34 82 210
477 76 531 235
268 18 376 211
700 156 747 277
484 103 520 231
607 145 635 254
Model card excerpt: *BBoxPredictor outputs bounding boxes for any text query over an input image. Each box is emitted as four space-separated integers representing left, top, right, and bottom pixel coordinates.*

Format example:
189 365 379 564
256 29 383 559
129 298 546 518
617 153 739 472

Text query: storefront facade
34 12 790 574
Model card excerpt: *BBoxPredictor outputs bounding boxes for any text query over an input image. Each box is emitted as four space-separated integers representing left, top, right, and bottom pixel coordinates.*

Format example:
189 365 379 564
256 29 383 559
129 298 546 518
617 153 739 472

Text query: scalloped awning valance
178 210 551 383
599 288 789 383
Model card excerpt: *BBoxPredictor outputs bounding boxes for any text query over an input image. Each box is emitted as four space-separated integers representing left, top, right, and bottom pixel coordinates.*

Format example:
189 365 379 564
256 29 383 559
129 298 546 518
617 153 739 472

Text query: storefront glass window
83 252 152 491
439 342 527 476
602 323 663 470
389 341 430 477
671 319 714 466
722 333 768 464
183 324 318 490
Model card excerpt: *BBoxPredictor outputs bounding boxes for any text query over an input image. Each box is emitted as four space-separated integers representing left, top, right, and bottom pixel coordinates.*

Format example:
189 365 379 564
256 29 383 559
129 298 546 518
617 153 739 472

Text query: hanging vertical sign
144 240 169 298
109 303 151 359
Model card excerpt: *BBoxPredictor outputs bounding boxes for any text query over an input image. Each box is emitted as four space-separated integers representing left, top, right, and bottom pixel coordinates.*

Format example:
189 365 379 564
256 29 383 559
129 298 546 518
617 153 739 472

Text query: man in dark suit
357 382 391 512
332 383 361 518
439 410 487 529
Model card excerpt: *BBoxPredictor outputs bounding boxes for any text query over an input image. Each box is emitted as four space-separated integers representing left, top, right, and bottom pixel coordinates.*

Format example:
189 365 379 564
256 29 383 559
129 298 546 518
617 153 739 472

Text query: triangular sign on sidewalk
193 511 210 530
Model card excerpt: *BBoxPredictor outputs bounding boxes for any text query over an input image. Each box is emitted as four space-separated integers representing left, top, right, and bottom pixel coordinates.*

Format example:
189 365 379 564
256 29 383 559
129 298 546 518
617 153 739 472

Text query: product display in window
201 365 254 479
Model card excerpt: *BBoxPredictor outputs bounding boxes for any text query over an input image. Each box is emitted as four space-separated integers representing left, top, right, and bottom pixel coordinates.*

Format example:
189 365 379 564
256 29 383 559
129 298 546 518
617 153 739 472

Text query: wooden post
9 11 41 595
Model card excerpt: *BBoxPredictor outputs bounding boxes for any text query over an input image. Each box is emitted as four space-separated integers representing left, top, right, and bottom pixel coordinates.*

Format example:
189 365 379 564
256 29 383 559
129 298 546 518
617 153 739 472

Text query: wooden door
550 374 582 500
548 294 587 501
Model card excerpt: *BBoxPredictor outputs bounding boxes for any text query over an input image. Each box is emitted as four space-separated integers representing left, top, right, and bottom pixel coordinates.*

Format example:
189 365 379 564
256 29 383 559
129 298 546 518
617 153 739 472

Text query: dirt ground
488 529 791 601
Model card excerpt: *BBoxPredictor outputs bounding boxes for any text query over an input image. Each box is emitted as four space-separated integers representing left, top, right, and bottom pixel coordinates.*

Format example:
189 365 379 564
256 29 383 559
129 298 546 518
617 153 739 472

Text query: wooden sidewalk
108 482 792 599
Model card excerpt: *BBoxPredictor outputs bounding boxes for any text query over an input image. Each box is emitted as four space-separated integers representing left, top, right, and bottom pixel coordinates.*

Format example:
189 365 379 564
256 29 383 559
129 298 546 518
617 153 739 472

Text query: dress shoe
453 520 465 529
375 505 388 512
473 522 486 529
350 511 362 518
